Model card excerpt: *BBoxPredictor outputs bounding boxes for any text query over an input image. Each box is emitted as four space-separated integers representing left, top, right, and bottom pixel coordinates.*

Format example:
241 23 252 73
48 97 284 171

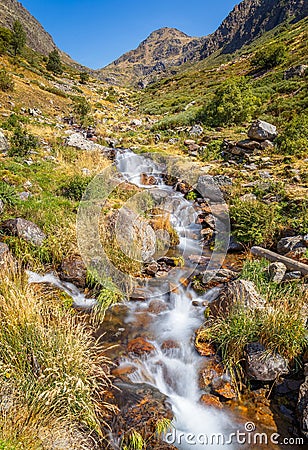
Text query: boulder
59 255 87 288
284 65 308 80
248 120 277 142
1 218 46 246
140 173 158 186
127 337 155 355
268 262 287 283
0 130 9 153
66 132 115 157
245 343 288 381
200 393 223 409
209 279 265 318
277 235 305 255
237 139 261 151
189 125 203 136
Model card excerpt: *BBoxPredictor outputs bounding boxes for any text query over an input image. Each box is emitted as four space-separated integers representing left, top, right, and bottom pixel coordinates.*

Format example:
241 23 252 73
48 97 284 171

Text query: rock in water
0 130 9 153
1 218 46 246
127 337 155 355
248 120 277 141
60 255 87 288
245 343 288 381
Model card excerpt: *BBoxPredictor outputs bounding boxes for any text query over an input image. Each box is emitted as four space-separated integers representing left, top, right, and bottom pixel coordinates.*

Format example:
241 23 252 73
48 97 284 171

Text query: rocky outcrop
0 130 9 153
1 218 46 246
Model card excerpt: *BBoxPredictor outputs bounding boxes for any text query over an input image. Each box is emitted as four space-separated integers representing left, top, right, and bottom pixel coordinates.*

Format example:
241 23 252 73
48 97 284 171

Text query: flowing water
28 149 235 449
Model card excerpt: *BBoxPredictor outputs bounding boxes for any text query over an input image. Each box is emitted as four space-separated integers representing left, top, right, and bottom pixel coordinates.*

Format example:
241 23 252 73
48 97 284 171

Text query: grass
196 259 308 383
0 262 116 448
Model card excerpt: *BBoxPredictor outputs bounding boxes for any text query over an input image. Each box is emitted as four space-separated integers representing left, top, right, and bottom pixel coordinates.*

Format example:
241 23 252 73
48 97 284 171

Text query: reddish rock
198 357 224 389
60 254 87 288
212 378 237 399
161 340 180 350
195 341 216 357
127 337 155 355
148 299 168 314
200 393 223 409
140 173 158 185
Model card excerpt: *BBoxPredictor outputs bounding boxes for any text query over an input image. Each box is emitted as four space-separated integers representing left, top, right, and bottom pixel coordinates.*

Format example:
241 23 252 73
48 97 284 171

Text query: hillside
97 0 308 86
0 0 83 68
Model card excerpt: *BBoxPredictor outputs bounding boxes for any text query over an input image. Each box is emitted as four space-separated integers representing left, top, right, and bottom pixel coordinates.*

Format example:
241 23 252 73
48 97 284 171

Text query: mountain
96 0 308 86
0 0 81 67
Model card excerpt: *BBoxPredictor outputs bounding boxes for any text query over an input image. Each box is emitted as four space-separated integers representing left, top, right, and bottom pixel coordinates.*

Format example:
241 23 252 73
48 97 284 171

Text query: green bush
198 77 258 127
198 140 223 162
0 69 14 92
0 181 19 207
80 71 89 84
11 20 26 56
230 198 280 246
0 27 12 55
8 129 39 157
46 49 63 75
1 113 27 130
251 43 287 70
276 114 308 155
60 175 90 201
72 96 91 125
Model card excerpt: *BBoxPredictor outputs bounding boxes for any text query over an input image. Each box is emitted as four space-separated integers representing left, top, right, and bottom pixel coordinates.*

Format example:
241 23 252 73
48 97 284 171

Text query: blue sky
21 0 238 69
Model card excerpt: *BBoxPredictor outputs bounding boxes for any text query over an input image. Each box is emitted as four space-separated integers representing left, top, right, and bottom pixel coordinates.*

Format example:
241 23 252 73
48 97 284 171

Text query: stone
59 255 87 288
237 139 261 151
127 337 155 355
228 236 245 253
200 393 223 409
198 357 224 389
18 191 31 201
161 340 180 350
245 343 288 381
148 299 168 314
284 271 302 281
202 268 237 285
284 65 308 80
0 130 9 153
297 370 308 439
211 378 237 399
66 132 115 157
0 242 12 266
268 262 287 283
213 175 232 187
144 261 159 276
140 173 158 185
0 199 4 214
1 218 46 246
277 235 305 255
240 193 257 202
130 119 142 127
248 120 277 142
195 341 216 357
209 279 265 318
189 125 203 136
184 139 196 146
261 140 275 150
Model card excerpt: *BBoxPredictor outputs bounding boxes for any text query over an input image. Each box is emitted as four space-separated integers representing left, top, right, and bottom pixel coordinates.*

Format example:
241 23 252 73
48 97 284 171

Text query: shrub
0 27 12 55
46 49 63 75
276 114 308 155
198 77 258 127
230 198 280 246
1 113 27 130
60 175 90 201
8 129 39 157
0 181 19 207
198 140 223 162
72 96 91 125
80 71 89 84
11 20 26 56
251 43 287 70
0 69 14 92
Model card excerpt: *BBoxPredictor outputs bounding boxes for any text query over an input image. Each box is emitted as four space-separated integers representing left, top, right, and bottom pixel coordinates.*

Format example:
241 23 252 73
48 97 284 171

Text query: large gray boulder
66 133 115 158
245 342 288 381
0 130 9 153
277 235 305 255
1 218 46 246
248 120 277 142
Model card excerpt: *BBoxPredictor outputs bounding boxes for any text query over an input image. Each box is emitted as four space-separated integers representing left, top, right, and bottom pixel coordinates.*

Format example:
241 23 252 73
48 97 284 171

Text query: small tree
11 20 26 56
199 77 258 127
72 96 91 125
46 49 63 75
9 128 38 157
0 68 14 92
80 71 89 84
251 43 287 70
0 27 12 55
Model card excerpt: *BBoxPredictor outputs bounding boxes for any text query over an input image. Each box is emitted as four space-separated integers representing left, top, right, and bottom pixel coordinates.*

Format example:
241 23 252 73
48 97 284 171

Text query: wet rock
148 299 168 314
211 377 237 399
0 130 9 153
112 364 137 382
198 357 224 389
161 340 180 350
127 337 155 355
140 173 158 185
200 393 223 409
248 120 277 142
277 235 305 255
189 125 203 136
1 218 46 246
175 180 191 195
209 279 265 318
195 341 216 357
284 65 308 80
59 255 87 288
245 343 288 381
297 368 308 439
268 262 287 283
